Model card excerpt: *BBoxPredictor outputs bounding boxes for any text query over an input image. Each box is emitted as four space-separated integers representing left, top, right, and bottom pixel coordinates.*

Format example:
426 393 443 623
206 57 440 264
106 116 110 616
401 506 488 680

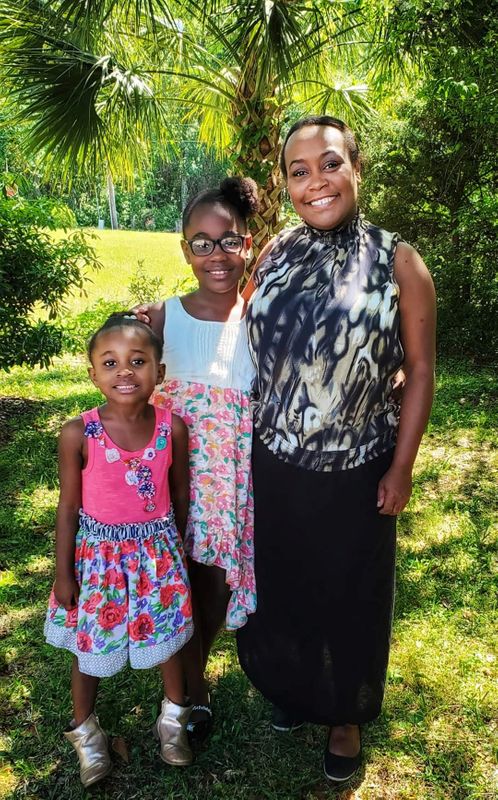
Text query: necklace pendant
125 469 139 486
105 447 120 463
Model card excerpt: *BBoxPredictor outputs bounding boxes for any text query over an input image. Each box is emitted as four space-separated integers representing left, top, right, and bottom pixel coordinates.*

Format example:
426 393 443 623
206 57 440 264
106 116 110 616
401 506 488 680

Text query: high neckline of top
303 211 362 244
175 295 244 325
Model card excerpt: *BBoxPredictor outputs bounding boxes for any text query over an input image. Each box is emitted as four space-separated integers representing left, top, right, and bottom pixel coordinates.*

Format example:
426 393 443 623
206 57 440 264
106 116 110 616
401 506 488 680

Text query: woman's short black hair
182 176 260 234
87 313 163 362
279 115 361 179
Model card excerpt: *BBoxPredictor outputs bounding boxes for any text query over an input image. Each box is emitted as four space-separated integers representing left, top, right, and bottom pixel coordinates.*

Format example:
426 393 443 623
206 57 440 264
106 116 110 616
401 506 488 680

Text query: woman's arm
377 242 436 515
132 301 165 344
242 238 276 302
53 418 84 608
169 414 190 538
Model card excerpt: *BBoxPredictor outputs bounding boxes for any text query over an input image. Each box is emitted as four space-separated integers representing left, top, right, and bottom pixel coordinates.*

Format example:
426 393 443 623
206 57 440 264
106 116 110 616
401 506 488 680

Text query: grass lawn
55 228 190 315
0 234 496 799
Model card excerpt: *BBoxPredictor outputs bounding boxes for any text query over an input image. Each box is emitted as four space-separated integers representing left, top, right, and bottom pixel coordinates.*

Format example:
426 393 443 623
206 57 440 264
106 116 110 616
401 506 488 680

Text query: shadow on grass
395 529 495 621
3 640 487 800
2 640 333 800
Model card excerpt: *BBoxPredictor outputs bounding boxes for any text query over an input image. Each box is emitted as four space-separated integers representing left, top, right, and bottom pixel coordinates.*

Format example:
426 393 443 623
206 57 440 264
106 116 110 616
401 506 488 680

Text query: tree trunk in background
107 171 118 230
232 54 287 282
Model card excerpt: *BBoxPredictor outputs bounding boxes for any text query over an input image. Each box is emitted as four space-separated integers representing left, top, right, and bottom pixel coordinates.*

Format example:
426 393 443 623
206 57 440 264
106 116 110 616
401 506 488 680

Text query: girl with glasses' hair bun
133 176 258 743
182 176 260 235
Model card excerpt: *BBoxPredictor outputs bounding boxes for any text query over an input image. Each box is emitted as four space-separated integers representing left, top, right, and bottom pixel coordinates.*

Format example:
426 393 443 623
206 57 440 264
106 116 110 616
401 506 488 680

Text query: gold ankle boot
155 698 193 766
64 713 112 787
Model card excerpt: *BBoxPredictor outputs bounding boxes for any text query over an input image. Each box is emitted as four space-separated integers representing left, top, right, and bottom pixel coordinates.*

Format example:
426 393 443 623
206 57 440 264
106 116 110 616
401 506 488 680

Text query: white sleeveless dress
152 296 256 630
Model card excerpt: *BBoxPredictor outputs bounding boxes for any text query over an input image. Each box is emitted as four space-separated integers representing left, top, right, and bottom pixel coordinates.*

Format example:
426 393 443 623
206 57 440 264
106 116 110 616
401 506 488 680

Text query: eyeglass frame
183 233 251 257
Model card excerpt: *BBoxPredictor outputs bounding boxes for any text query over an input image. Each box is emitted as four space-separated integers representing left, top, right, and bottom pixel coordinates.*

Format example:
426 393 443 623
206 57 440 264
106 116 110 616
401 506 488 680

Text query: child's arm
53 418 84 609
169 414 190 539
132 301 165 345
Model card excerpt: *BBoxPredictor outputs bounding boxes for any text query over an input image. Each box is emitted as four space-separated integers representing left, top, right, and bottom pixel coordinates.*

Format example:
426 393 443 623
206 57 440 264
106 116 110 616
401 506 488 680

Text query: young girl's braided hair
87 313 162 362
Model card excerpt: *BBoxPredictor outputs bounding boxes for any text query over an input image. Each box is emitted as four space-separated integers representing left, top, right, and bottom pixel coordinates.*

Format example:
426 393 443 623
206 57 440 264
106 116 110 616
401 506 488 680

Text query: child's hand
390 368 406 404
54 575 80 609
377 464 412 516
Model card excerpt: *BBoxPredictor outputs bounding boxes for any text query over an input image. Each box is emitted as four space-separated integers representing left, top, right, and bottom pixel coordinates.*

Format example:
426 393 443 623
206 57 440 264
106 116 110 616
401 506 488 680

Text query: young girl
134 177 258 738
44 315 194 787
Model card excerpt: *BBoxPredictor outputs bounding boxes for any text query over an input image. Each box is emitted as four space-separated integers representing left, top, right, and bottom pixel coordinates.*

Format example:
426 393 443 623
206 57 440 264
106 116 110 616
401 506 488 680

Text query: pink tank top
81 407 173 524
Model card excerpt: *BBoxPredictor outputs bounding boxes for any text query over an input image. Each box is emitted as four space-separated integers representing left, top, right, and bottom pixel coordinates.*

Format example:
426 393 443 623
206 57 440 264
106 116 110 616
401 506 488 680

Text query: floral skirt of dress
153 380 256 630
44 510 193 678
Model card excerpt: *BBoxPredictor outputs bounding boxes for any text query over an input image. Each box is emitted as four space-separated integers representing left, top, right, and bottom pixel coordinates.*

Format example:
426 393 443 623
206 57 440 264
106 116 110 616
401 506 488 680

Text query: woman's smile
307 195 339 208
284 125 360 230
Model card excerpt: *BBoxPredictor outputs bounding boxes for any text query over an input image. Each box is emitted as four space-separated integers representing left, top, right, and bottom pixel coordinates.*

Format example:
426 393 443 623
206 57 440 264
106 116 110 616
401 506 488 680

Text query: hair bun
220 176 260 218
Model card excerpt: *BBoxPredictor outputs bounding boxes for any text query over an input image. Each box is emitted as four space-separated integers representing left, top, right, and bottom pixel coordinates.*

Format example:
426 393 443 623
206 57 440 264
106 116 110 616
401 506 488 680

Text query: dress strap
80 408 99 475
80 407 99 425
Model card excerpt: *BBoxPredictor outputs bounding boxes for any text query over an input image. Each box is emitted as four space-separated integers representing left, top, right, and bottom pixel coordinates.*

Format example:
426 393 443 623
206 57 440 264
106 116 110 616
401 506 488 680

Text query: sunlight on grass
0 761 18 799
54 228 190 314
24 556 53 575
0 607 40 639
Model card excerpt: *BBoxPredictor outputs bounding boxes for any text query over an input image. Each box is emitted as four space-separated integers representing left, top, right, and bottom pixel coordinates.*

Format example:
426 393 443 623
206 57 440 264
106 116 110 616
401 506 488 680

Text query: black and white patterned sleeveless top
247 214 404 471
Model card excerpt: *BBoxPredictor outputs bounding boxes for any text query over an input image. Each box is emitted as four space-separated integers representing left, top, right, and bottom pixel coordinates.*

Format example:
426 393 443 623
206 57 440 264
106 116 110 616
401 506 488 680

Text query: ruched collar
303 211 362 246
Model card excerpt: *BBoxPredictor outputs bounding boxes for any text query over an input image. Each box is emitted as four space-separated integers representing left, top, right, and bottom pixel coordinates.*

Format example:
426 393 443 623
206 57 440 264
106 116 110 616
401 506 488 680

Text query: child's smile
89 328 164 402
181 204 250 295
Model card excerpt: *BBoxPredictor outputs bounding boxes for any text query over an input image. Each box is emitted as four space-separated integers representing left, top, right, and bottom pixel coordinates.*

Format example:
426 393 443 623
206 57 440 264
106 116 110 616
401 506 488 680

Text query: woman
236 116 436 783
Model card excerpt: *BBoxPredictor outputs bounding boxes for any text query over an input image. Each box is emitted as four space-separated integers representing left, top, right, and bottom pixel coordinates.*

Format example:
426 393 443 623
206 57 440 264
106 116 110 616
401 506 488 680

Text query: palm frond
55 0 178 31
0 4 171 181
293 77 373 124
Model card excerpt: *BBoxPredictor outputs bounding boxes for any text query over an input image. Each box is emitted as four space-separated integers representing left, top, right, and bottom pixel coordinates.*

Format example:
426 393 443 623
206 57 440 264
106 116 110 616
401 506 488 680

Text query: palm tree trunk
231 60 287 281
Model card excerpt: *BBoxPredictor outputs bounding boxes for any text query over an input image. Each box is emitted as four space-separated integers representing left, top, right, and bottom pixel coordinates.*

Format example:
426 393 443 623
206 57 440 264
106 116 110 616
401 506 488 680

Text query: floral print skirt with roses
153 380 256 631
44 515 193 677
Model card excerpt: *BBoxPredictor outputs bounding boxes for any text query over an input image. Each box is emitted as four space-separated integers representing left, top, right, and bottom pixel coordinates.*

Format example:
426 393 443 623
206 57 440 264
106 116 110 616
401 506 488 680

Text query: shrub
127 260 165 306
0 196 100 370
61 298 125 355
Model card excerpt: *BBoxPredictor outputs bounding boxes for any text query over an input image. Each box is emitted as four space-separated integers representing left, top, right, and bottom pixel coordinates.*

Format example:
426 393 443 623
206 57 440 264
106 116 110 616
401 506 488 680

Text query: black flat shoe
271 705 304 732
186 703 213 742
323 728 362 783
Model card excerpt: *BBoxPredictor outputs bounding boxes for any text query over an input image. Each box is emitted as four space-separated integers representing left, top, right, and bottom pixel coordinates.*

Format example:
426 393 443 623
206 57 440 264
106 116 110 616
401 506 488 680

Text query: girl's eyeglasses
185 235 248 257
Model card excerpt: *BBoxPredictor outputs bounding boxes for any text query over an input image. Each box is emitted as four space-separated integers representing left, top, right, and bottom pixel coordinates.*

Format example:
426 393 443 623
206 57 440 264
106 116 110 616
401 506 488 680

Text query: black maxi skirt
237 434 397 726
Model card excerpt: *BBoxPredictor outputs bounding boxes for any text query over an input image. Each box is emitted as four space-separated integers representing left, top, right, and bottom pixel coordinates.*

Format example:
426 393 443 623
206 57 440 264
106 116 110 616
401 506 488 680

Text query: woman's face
284 125 361 230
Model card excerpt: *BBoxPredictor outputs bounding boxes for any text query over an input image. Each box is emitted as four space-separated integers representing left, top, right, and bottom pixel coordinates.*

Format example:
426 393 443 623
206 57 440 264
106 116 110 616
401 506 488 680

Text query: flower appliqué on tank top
84 419 171 513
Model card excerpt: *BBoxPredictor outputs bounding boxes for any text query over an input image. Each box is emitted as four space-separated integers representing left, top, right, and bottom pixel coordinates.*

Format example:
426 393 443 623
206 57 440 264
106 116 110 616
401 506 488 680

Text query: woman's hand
377 464 412 516
54 574 80 610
